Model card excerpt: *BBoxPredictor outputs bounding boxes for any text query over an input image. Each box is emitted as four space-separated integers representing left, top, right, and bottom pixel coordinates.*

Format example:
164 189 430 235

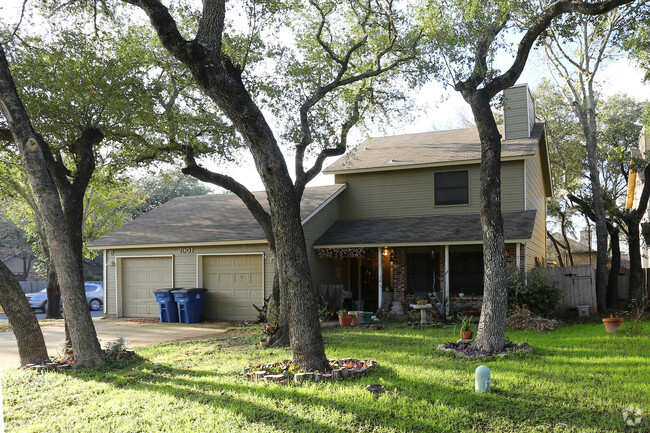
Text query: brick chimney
503 84 535 140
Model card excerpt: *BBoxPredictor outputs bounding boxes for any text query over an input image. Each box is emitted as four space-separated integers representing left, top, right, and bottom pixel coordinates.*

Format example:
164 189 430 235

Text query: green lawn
2 321 649 432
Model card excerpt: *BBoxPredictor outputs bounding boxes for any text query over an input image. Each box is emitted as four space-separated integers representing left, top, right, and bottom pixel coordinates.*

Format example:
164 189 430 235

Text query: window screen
434 170 469 205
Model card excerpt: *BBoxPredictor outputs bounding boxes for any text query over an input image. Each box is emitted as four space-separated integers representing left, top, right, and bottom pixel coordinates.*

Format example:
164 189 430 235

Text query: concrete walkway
0 318 231 369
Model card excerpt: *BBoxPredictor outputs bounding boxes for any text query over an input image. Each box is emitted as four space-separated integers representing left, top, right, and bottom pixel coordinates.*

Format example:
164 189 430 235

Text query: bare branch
484 0 635 97
296 89 364 196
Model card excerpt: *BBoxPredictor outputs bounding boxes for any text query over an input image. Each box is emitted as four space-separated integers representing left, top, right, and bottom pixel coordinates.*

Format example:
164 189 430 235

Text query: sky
2 0 650 193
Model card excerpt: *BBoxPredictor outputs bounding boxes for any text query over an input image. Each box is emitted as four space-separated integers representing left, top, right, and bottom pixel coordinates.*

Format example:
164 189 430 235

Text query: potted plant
337 310 353 327
602 313 624 333
348 310 362 327
455 314 474 339
260 337 269 347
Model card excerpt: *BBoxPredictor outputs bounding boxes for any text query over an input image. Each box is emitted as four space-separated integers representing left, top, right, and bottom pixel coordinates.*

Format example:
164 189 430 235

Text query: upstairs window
434 170 469 206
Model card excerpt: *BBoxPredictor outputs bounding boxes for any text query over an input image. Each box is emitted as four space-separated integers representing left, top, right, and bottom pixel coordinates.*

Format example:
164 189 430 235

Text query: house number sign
178 247 194 254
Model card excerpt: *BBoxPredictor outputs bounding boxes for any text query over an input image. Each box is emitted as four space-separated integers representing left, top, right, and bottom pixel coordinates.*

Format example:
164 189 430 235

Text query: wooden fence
547 265 598 315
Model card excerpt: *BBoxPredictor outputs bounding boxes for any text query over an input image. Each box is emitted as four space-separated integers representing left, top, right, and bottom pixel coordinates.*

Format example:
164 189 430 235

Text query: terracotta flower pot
338 314 353 327
602 314 624 333
349 311 363 327
462 330 473 340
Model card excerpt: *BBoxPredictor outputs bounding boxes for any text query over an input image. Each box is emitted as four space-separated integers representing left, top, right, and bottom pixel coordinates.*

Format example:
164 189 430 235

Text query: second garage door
122 257 173 317
202 254 263 321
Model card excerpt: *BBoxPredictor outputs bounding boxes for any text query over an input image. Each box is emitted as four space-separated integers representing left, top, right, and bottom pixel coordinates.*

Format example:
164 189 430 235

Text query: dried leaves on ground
506 306 561 332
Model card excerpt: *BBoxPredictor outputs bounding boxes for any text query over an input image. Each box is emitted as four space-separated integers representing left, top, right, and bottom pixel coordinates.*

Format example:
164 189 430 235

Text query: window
434 170 469 206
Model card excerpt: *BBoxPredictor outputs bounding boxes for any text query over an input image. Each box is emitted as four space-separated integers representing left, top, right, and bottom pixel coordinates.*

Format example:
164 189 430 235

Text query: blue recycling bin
153 289 179 322
171 288 208 323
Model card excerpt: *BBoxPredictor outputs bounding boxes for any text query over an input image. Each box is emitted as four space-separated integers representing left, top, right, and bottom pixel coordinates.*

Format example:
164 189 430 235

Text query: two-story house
88 84 552 320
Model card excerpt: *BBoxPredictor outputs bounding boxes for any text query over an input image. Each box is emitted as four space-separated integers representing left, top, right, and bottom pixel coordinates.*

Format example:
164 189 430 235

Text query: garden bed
437 338 533 357
245 358 377 384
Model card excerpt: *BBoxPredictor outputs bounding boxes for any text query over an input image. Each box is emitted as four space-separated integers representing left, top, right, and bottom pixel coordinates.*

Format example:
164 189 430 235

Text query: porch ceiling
313 210 536 248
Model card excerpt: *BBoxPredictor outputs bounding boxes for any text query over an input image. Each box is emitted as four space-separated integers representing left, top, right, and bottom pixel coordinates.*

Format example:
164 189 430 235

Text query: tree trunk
547 231 565 267
584 127 608 312
0 43 104 367
560 211 574 266
269 261 290 347
626 164 650 305
627 218 644 304
0 260 48 365
269 187 328 371
606 225 620 309
467 90 508 353
45 258 62 319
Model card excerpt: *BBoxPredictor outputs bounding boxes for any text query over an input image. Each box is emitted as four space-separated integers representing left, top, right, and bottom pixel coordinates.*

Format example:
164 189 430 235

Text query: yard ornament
475 365 491 393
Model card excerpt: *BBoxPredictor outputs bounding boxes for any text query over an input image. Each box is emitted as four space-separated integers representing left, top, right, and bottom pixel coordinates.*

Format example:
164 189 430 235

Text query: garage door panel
203 254 263 321
122 257 173 318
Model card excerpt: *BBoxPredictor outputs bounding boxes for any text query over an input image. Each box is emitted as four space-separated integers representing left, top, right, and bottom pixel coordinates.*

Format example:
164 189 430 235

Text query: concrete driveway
0 317 231 369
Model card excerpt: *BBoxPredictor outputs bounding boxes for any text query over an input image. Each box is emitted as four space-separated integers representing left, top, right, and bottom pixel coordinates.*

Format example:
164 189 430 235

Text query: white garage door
122 257 173 317
202 254 263 321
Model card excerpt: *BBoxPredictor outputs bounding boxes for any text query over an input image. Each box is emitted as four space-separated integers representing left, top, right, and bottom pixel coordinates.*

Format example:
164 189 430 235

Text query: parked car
26 283 104 313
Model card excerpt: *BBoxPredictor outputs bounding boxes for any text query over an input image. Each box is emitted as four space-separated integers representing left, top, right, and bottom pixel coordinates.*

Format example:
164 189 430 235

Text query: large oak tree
419 0 638 352
82 0 420 371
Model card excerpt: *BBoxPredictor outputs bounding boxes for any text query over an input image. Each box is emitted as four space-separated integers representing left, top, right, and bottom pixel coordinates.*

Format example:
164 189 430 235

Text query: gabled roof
87 184 346 249
324 123 545 174
313 210 537 247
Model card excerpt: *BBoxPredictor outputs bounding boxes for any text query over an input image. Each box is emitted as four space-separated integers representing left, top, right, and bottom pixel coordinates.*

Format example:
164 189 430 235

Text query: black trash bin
171 288 208 323
153 289 179 322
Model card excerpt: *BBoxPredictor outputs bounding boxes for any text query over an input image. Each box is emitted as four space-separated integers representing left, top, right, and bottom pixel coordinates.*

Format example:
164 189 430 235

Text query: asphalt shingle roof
324 124 544 173
313 210 537 246
88 184 345 248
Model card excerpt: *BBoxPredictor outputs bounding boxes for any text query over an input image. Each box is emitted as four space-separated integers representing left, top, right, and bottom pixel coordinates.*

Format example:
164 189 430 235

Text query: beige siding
502 162 525 212
303 196 343 288
525 150 548 269
334 162 524 219
104 243 272 318
504 85 533 140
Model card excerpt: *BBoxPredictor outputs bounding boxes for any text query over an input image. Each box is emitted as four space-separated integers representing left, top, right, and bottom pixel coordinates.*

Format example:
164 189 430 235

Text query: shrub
507 268 561 315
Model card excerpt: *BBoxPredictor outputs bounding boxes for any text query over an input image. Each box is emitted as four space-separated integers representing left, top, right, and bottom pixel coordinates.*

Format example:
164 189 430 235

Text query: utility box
171 288 208 323
576 305 590 318
153 289 178 323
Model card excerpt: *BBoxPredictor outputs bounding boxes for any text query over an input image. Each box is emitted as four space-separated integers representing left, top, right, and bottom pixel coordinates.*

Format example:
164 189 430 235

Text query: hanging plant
316 247 365 260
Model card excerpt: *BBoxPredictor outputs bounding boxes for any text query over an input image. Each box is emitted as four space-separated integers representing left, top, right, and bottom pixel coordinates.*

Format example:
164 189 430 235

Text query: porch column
444 245 450 315
378 247 383 309
516 243 521 270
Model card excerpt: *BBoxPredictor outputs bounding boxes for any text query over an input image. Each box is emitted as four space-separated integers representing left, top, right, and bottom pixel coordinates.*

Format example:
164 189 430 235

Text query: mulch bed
245 357 378 385
437 339 533 357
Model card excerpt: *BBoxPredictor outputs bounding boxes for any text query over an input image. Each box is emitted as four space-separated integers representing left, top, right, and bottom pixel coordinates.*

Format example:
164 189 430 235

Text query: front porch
315 244 525 316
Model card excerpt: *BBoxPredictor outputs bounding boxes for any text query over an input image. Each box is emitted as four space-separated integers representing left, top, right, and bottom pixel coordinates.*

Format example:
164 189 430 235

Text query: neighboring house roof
313 210 537 248
547 234 592 254
87 184 346 249
324 123 545 174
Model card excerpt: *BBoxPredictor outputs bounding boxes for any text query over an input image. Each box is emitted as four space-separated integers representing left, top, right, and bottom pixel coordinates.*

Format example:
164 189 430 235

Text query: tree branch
295 89 363 196
484 0 634 97
182 149 275 250
196 0 226 55
0 128 12 142
122 0 195 65
547 230 566 267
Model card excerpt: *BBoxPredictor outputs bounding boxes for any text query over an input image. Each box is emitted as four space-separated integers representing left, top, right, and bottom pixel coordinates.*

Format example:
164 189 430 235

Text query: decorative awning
313 210 537 248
